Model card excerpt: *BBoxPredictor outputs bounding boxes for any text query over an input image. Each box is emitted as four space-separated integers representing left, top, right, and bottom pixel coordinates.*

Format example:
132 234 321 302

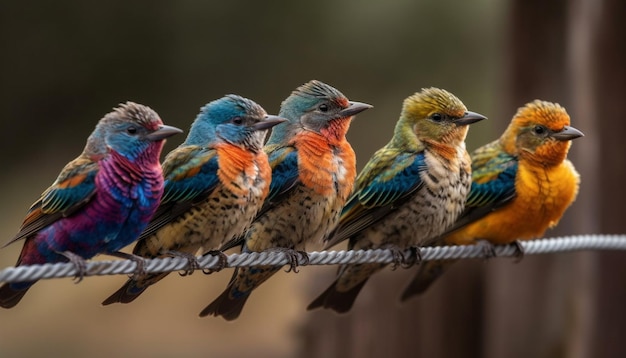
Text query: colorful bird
307 87 486 313
400 100 583 300
101 95 286 305
200 80 372 320
0 102 181 308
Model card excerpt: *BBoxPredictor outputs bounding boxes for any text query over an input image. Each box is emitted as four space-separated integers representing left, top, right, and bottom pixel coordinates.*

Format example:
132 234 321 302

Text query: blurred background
0 0 624 357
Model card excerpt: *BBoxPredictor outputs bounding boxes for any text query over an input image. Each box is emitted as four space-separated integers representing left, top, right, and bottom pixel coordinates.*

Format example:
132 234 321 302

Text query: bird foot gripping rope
0 235 625 284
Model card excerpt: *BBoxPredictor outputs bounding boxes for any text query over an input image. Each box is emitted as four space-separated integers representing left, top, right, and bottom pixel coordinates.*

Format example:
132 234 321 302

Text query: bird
400 100 583 301
307 87 486 313
199 80 372 320
0 102 182 308
101 95 286 305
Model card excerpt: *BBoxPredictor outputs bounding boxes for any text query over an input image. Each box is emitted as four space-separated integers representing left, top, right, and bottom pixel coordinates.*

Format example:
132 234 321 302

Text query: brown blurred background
0 0 624 357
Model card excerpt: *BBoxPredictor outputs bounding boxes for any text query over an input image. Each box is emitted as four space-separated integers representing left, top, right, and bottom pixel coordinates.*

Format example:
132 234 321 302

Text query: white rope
0 234 624 284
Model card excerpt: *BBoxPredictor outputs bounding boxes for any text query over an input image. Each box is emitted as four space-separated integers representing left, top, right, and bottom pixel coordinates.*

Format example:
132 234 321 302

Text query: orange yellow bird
401 100 583 301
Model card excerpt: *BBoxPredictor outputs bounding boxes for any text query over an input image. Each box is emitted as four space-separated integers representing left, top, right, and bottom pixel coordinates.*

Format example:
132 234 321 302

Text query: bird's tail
199 265 281 320
307 278 369 314
101 273 169 305
308 262 389 313
400 259 457 301
0 282 34 309
199 287 250 321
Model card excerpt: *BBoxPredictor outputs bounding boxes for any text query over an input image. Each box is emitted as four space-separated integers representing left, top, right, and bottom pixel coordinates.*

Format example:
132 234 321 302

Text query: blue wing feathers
324 152 426 248
137 147 220 240
162 155 220 204
357 153 426 209
266 148 299 204
466 162 517 208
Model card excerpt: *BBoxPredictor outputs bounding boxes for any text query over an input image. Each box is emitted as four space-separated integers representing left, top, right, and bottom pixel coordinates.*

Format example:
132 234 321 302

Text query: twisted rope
0 234 624 284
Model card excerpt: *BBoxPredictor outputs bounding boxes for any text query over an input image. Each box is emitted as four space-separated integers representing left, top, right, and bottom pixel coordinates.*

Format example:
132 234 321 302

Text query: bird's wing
4 156 99 246
439 143 518 236
324 149 427 248
137 146 220 240
256 145 300 218
219 145 299 251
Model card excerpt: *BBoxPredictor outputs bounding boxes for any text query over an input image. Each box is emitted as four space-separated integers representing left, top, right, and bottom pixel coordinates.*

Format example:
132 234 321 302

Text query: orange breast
294 132 356 198
215 144 271 198
446 160 579 245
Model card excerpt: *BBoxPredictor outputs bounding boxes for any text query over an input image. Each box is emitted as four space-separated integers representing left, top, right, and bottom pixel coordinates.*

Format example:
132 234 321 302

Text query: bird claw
297 250 310 266
264 248 308 273
383 245 411 270
401 246 422 268
202 250 228 275
130 258 147 279
287 250 310 272
108 251 147 279
512 240 525 262
476 240 497 259
165 251 200 276
57 251 88 283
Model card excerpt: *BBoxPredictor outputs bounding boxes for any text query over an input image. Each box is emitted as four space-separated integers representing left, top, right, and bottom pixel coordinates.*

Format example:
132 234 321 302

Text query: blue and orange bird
200 80 372 320
307 87 486 313
101 95 286 305
400 100 583 300
0 102 182 308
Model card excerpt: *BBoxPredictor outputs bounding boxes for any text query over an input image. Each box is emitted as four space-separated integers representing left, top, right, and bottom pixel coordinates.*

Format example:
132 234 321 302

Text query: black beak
146 124 183 141
338 101 373 118
455 111 487 126
252 115 288 131
551 125 584 141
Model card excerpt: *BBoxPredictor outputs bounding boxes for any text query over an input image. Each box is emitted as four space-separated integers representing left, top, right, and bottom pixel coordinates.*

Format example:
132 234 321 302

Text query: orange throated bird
401 100 583 301
200 80 372 320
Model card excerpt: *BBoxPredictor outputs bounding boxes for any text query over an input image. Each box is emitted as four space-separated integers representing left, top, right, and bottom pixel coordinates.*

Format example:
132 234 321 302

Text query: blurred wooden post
585 0 626 356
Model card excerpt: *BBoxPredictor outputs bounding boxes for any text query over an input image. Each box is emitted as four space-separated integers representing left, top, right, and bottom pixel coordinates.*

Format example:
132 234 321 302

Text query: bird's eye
127 126 138 135
232 117 243 125
431 113 443 122
533 125 547 136
318 104 329 112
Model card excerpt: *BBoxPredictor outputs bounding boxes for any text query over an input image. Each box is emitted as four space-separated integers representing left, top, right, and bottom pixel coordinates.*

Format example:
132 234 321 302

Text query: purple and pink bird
0 102 182 308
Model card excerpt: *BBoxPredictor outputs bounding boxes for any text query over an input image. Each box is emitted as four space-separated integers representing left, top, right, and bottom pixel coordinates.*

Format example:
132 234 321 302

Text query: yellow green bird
400 100 582 300
308 87 486 313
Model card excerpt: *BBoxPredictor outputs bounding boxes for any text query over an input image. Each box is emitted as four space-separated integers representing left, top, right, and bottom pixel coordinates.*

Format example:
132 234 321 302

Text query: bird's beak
455 111 487 126
146 124 183 141
551 125 584 141
338 101 373 118
253 115 288 131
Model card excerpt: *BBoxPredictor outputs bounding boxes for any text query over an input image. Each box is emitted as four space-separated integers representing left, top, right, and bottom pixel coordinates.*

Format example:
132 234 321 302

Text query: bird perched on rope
400 100 583 301
0 102 182 308
307 87 486 313
200 80 372 320
102 95 286 305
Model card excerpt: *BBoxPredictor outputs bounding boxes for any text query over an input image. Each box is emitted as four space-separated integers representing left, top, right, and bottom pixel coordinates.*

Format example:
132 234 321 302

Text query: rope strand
0 234 624 284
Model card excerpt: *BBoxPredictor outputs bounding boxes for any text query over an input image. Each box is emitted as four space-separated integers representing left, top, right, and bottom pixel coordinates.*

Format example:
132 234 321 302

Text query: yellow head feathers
402 87 467 121
392 87 485 150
